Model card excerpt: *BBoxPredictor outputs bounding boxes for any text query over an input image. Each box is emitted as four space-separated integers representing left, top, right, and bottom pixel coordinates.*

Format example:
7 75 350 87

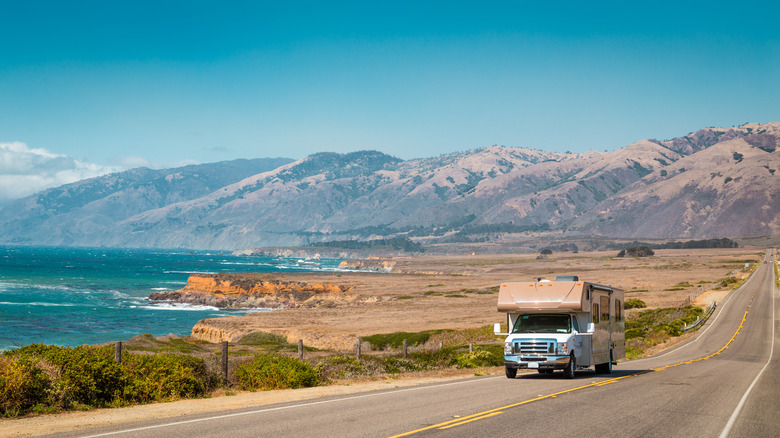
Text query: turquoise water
0 246 341 351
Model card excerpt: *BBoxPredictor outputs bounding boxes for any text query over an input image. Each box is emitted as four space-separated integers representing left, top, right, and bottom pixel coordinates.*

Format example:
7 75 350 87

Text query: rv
494 276 625 379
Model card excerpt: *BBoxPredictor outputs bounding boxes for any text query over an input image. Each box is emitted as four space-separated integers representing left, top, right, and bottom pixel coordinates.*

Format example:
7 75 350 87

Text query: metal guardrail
684 300 717 332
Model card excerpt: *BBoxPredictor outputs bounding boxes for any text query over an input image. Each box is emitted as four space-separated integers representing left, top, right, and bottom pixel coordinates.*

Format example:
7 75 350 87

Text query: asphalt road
50 252 778 438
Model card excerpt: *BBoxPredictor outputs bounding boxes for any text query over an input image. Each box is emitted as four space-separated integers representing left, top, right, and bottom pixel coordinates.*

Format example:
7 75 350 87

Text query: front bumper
504 355 570 370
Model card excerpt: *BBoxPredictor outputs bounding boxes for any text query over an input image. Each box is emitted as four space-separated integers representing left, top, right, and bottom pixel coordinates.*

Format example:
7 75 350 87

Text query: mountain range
1 123 777 250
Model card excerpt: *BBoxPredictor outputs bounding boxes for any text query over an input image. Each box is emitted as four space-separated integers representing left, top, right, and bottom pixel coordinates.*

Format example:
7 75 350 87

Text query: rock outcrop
148 273 353 309
337 259 396 272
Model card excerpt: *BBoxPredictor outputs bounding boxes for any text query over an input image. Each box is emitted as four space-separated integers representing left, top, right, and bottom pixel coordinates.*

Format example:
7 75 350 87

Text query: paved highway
51 252 778 438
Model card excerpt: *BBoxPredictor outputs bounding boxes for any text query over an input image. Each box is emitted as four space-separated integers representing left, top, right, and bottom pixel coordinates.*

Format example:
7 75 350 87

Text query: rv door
591 292 611 365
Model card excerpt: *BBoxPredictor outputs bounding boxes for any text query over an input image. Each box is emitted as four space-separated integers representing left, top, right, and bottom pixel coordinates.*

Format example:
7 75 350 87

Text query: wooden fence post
403 339 408 359
356 337 361 360
114 341 122 364
469 343 473 353
298 339 304 360
222 341 229 382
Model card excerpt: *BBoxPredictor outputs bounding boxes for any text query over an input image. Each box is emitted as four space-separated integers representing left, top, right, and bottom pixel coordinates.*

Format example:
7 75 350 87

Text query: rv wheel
595 351 613 374
563 355 575 379
505 366 517 379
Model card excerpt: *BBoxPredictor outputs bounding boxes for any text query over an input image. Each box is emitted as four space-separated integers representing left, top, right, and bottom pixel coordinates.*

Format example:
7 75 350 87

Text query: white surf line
719 262 777 438
80 376 504 438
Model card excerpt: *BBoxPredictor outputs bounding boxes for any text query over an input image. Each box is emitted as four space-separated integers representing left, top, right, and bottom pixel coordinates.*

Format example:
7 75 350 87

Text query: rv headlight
557 342 569 355
504 342 512 355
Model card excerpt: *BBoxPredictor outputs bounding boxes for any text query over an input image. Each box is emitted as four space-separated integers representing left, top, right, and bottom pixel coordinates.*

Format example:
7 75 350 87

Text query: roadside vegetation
1 300 717 419
0 327 503 418
624 306 704 359
7 255 759 419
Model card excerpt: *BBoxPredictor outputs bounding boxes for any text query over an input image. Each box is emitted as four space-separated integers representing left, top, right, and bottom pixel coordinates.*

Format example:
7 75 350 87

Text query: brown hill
0 123 776 248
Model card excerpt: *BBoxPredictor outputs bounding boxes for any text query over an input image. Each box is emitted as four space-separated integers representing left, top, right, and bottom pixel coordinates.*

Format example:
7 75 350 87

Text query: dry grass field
192 247 764 351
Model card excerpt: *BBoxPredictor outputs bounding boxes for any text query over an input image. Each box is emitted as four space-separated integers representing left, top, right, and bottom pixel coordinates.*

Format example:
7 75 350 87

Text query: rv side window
592 304 599 324
600 296 609 322
615 300 622 321
571 315 581 332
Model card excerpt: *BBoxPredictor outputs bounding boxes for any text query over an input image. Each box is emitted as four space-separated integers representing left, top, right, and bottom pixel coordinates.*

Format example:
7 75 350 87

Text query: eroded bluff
148 273 353 308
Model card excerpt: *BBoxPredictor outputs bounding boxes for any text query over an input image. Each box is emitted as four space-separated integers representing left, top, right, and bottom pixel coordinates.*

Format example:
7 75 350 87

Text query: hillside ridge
0 123 777 248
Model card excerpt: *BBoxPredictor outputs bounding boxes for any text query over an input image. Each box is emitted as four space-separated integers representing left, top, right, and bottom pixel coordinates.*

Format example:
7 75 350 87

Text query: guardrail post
114 341 122 364
403 339 408 358
222 341 229 381
298 339 304 360
356 337 361 359
469 343 473 353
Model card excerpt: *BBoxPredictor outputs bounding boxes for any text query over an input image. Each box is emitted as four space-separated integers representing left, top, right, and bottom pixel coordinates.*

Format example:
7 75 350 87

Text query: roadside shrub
0 356 51 417
625 298 647 309
454 348 503 368
363 330 447 351
234 354 320 391
624 305 704 357
4 344 216 413
121 353 213 403
624 328 644 340
236 331 289 346
10 344 122 408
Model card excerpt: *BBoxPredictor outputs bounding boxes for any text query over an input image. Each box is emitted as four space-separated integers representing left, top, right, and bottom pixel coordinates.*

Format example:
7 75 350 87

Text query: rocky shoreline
148 273 354 309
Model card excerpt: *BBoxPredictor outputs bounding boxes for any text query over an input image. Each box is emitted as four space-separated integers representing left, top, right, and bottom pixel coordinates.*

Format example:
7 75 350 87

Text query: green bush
624 305 704 357
624 328 645 340
0 356 51 417
363 330 448 350
3 344 216 415
454 349 503 368
237 331 289 346
10 344 123 407
234 354 320 391
625 298 647 309
121 353 213 403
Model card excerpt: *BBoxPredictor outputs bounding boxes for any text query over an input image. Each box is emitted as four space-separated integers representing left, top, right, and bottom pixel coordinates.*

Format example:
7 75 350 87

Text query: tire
563 355 575 379
595 351 613 374
505 366 518 379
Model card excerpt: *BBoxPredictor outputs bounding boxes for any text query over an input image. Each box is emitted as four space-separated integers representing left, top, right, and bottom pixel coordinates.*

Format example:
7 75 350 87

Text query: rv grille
513 340 556 355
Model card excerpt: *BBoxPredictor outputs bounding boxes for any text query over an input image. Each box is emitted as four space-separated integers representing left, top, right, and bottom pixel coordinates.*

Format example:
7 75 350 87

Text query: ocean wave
0 301 76 307
163 270 216 275
137 303 220 312
151 287 170 291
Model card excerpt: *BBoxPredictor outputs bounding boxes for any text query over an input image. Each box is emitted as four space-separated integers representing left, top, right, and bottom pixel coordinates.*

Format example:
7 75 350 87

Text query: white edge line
718 257 777 438
80 375 503 437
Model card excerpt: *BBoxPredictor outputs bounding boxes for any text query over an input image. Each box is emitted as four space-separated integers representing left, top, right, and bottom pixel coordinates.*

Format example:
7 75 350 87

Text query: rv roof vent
556 275 579 281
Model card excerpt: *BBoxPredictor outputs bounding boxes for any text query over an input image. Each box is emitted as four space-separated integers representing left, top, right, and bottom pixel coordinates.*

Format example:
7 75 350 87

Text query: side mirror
494 323 502 335
587 322 595 333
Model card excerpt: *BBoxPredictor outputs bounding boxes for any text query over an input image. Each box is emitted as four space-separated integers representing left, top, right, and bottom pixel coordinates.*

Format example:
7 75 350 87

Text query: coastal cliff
337 259 396 272
148 273 354 309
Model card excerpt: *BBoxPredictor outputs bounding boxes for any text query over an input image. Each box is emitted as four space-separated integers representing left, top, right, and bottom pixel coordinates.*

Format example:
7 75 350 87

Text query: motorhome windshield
512 314 572 334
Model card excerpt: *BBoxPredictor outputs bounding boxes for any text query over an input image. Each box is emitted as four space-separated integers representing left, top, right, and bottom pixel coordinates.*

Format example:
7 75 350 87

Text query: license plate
528 362 539 369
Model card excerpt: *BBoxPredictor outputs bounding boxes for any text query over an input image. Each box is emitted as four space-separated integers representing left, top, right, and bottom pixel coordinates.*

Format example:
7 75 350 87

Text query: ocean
0 246 342 351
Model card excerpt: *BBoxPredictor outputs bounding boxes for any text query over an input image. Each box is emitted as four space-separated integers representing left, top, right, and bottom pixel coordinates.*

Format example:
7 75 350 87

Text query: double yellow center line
390 287 757 437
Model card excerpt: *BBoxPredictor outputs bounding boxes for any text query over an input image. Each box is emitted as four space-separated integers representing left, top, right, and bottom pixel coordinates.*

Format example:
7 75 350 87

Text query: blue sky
1 1 778 199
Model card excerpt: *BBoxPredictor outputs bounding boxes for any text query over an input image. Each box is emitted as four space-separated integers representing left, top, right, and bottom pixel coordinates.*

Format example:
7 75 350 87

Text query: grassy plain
192 247 762 351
